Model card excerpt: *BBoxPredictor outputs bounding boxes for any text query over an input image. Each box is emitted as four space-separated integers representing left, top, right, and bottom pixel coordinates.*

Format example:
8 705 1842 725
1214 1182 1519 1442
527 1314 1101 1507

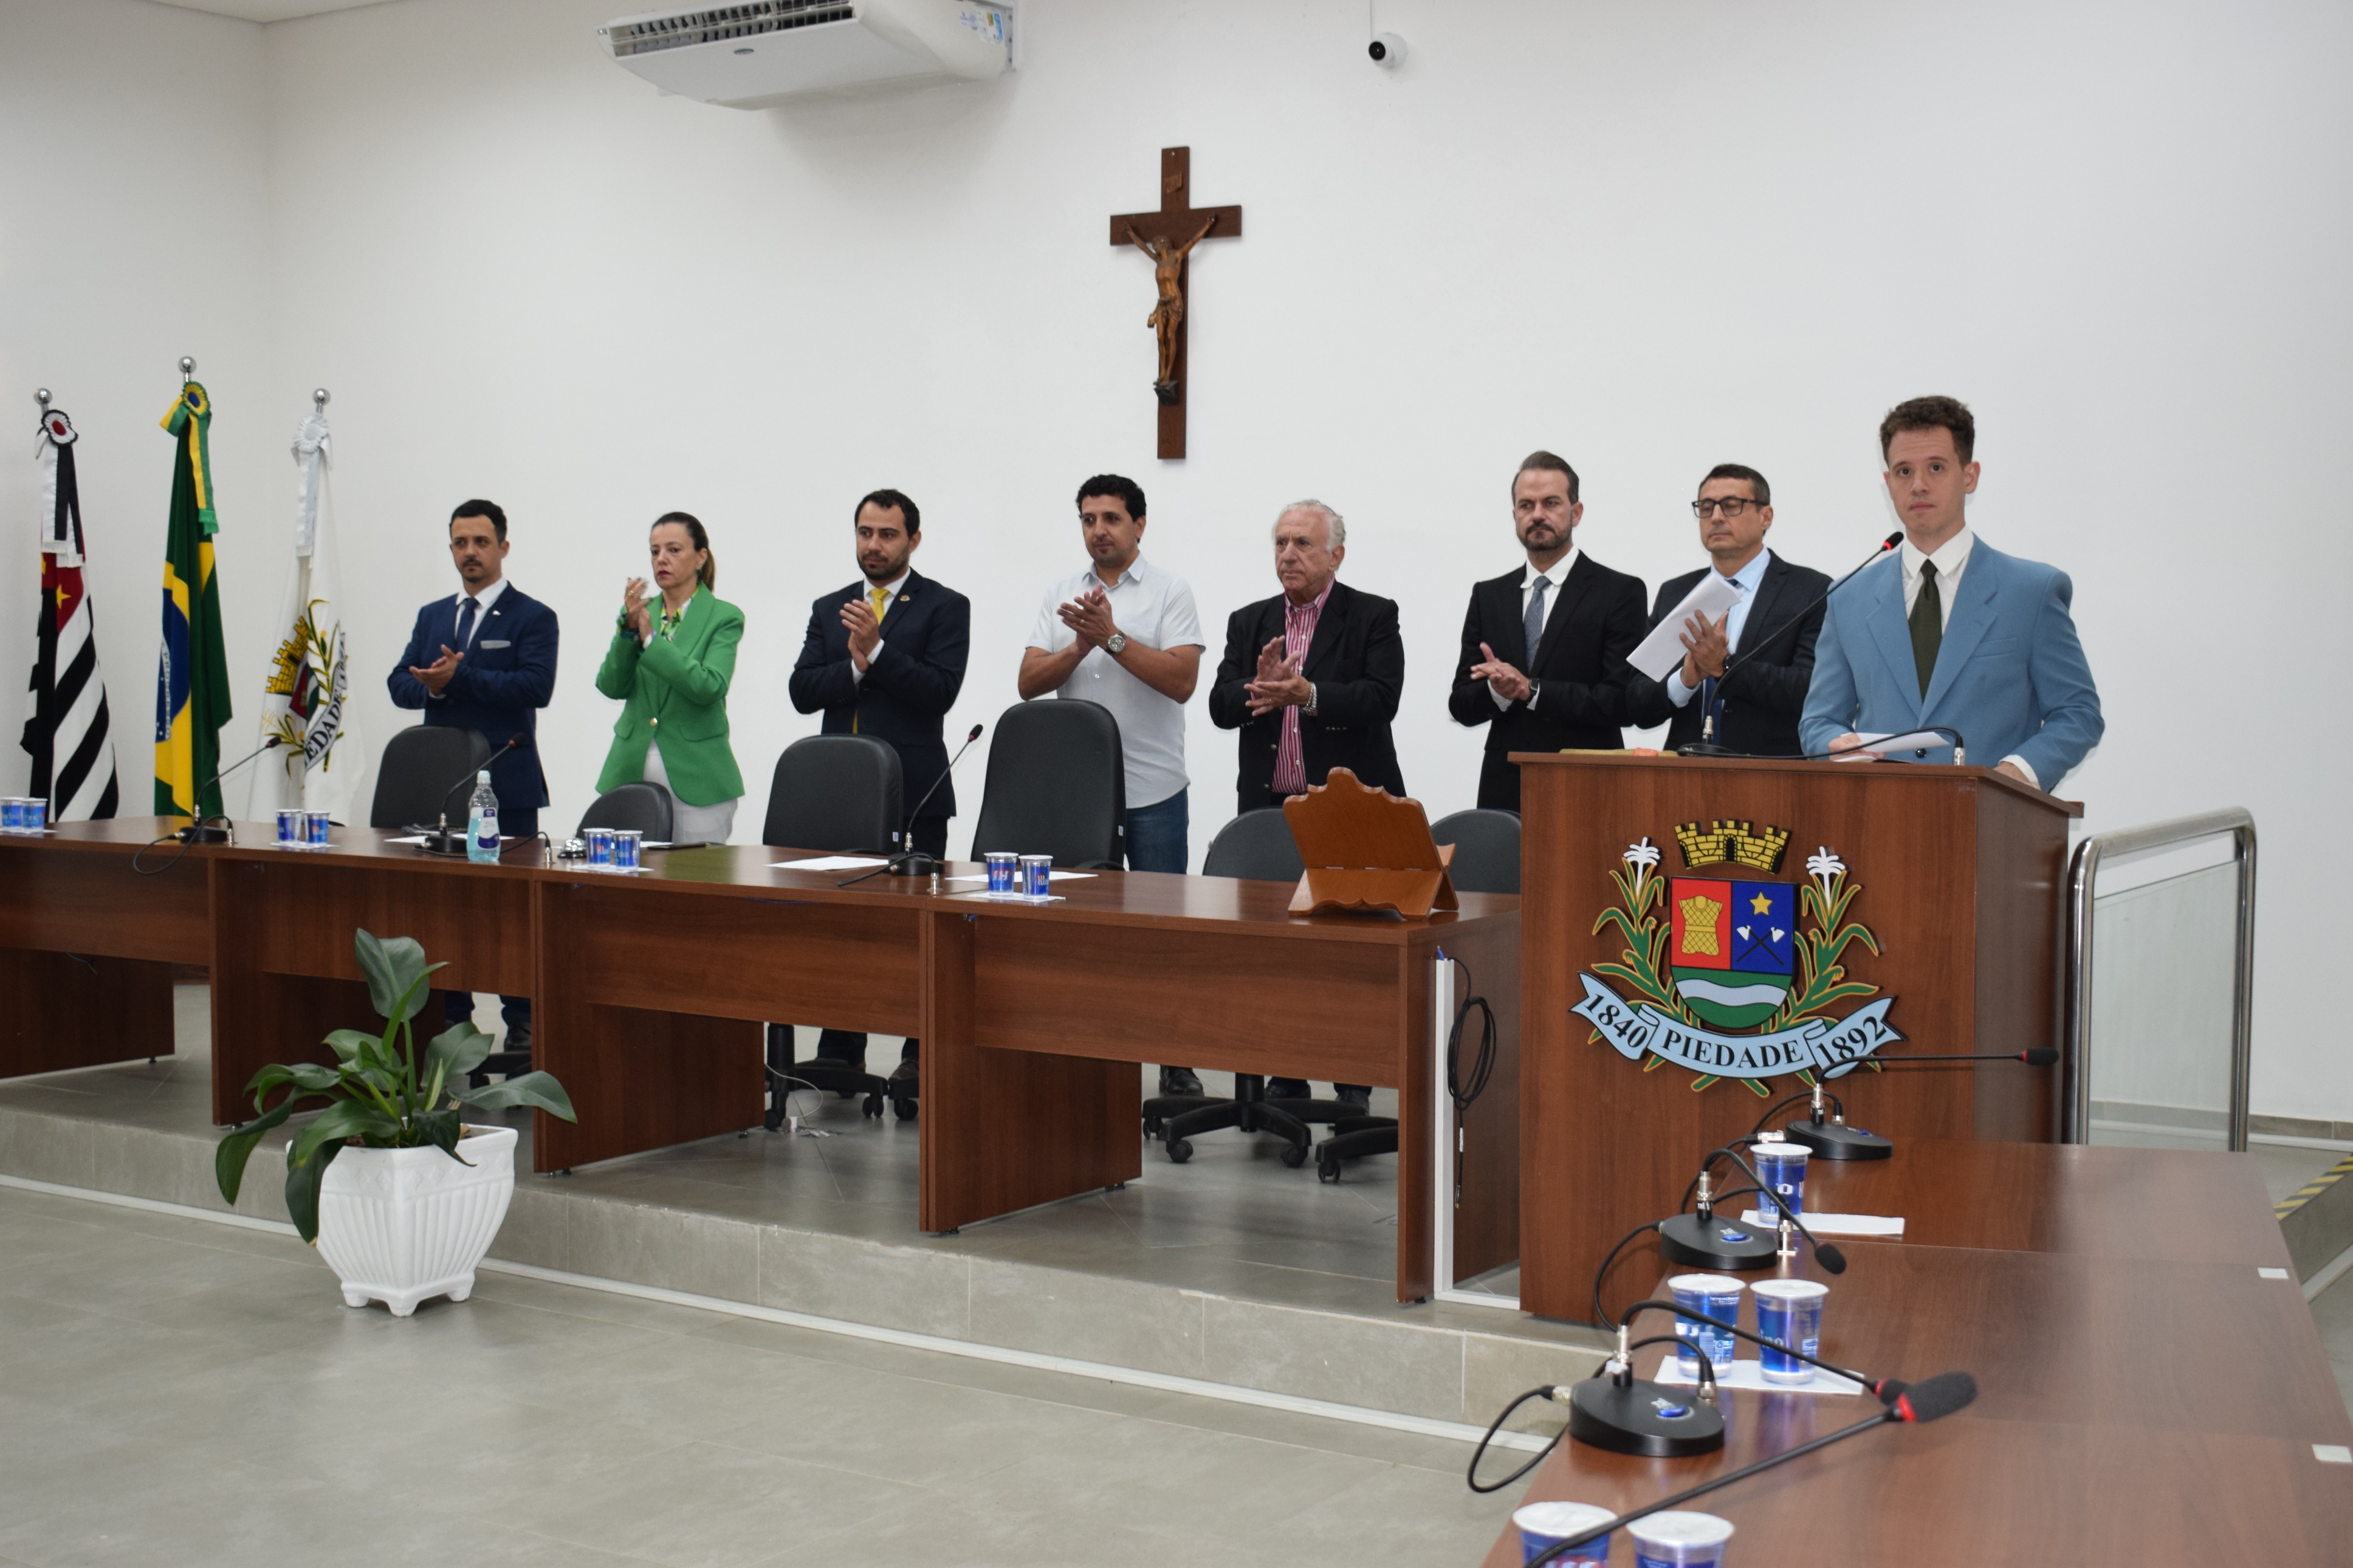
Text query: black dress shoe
1266 1077 1311 1100
1158 1066 1204 1097
887 1058 919 1092
1335 1084 1372 1109
503 1023 532 1054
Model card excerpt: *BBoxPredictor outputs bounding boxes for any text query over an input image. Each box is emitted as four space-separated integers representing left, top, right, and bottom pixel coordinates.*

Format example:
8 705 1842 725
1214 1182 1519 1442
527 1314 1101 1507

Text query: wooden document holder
1282 770 1458 919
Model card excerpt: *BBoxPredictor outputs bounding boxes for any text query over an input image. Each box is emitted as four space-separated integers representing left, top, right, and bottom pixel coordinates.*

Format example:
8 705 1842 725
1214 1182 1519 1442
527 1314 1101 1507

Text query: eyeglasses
1692 498 1762 518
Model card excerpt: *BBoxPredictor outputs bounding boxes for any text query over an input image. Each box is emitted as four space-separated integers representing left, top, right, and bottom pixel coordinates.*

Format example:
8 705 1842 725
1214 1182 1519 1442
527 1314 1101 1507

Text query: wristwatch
1104 631 1128 656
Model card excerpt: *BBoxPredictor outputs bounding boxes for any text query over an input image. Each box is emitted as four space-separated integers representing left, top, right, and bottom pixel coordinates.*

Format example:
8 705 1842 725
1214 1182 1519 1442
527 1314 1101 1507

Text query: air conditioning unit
599 1 1013 107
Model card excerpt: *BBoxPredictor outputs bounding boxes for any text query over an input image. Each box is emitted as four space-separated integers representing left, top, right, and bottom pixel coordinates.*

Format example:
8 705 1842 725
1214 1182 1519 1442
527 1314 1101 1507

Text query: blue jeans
1124 787 1190 874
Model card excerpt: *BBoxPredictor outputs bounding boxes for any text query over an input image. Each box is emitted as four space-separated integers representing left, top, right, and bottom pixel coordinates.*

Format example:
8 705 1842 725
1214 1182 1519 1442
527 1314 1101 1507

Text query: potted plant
216 928 577 1316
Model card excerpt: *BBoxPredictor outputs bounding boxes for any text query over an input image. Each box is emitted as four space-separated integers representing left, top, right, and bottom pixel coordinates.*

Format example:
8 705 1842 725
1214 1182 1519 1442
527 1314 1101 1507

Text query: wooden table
1483 1145 2353 1564
2 822 1520 1303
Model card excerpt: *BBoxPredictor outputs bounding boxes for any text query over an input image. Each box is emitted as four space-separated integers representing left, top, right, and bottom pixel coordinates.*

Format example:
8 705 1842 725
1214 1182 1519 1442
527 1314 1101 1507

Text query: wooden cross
1108 146 1242 460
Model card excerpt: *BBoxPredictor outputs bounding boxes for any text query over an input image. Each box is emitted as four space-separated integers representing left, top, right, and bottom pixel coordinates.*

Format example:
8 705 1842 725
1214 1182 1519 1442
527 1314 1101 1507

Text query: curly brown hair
1878 395 1975 464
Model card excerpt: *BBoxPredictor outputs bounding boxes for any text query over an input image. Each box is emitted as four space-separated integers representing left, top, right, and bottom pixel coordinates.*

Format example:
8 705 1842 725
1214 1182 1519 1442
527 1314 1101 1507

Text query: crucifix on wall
1109 146 1242 460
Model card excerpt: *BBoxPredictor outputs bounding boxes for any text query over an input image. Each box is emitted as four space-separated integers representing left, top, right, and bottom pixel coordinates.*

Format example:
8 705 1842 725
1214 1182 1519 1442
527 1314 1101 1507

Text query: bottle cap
478 770 491 782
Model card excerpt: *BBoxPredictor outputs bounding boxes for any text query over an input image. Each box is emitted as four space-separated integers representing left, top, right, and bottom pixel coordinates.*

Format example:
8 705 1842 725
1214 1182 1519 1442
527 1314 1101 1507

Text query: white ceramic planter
314 1123 516 1316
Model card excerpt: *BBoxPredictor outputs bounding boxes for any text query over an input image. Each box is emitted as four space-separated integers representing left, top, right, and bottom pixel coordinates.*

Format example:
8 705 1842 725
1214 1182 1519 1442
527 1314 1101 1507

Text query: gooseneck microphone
838 724 984 886
1657 1146 1849 1273
413 734 523 857
172 736 286 843
1683 531 1903 755
1525 1372 1979 1567
1883 1047 2059 1066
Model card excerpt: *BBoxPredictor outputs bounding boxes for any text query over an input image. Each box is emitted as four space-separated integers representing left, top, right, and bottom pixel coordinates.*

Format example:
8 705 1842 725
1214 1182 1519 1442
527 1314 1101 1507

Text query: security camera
1367 32 1406 68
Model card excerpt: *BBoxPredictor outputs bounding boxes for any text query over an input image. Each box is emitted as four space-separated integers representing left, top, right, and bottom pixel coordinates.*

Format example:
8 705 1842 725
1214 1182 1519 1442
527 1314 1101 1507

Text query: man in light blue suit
1801 396 2102 791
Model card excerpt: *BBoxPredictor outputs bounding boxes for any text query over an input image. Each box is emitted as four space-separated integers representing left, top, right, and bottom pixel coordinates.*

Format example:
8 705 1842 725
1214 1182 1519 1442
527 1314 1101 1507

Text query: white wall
4 0 2347 1117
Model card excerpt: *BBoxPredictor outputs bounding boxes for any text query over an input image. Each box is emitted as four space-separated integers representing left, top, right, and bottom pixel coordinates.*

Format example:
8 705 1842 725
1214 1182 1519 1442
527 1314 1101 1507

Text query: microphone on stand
1766 1049 2054 1159
1658 1146 1850 1274
1880 1047 2058 1066
1682 531 1903 756
173 737 285 843
411 735 522 857
839 724 984 886
1529 1372 1979 1566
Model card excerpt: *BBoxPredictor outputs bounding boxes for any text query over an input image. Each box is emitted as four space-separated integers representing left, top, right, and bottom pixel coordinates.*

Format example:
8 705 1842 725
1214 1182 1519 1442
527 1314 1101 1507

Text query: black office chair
763 736 904 1124
369 725 490 830
577 782 673 842
1139 809 1345 1168
969 699 1125 869
1315 808 1520 1182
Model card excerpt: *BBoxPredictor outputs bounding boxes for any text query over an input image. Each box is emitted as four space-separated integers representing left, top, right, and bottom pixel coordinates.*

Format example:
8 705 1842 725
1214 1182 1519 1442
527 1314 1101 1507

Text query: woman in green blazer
596 512 746 843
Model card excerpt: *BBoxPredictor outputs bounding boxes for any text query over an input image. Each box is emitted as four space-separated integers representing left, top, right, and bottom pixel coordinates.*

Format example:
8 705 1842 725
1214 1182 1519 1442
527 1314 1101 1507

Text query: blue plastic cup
1512 1501 1614 1565
1753 1278 1828 1385
586 828 613 868
1 799 22 834
276 809 301 846
1753 1142 1809 1221
612 830 642 872
986 851 1017 893
21 797 47 834
1628 1510 1735 1566
1018 853 1051 898
1667 1273 1745 1380
303 810 331 849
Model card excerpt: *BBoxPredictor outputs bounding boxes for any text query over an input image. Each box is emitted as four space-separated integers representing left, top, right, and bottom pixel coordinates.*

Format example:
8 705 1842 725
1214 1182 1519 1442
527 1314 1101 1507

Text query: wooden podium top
1511 750 2083 819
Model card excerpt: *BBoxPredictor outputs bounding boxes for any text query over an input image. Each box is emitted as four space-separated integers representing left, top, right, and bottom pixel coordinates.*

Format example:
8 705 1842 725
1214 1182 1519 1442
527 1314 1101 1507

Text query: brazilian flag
155 382 232 820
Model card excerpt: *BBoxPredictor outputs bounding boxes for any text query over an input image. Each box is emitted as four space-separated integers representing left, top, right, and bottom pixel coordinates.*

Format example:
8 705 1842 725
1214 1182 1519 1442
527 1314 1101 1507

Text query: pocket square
479 638 512 649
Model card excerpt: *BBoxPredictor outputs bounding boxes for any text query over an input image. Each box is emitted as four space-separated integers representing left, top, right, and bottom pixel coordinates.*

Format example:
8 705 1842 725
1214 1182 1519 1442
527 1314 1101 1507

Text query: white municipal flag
247 407 359 819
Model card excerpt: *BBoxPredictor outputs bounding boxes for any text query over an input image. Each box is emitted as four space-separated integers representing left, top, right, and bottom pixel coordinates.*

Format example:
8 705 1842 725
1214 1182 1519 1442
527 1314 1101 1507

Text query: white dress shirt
1892 522 2036 787
848 568 909 685
451 576 507 649
1666 547 1771 707
1028 555 1206 810
1492 549 1580 711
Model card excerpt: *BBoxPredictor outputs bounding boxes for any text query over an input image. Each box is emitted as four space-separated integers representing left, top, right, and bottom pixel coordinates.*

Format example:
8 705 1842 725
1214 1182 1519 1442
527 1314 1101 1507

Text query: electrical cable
1750 1087 1842 1137
1589 1217 1663 1329
1466 1335 1717 1496
131 824 218 876
1443 954 1496 1111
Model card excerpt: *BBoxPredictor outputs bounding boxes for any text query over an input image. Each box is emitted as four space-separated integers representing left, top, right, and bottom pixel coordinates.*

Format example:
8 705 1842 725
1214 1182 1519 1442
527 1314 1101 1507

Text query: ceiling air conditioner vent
605 2 856 60
600 1 1013 106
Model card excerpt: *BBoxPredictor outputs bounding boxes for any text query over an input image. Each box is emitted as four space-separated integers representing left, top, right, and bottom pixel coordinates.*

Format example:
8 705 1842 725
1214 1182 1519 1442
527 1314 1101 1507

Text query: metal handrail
2064 809 2256 1149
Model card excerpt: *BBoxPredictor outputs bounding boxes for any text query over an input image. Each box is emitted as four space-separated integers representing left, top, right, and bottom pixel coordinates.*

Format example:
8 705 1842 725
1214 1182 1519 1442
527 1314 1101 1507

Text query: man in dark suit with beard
1449 451 1646 811
788 487 970 1099
1623 464 1829 755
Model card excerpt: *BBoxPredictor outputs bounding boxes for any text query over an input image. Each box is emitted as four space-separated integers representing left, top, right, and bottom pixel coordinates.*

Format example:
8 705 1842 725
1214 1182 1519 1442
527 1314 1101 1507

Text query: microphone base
1674 741 1737 758
1658 1211 1779 1272
1782 1118 1895 1161
174 824 232 844
1566 1372 1725 1457
895 853 937 878
414 830 471 857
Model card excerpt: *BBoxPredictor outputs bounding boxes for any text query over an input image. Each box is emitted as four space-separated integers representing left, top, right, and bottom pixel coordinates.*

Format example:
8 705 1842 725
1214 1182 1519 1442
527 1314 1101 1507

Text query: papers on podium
1627 573 1742 682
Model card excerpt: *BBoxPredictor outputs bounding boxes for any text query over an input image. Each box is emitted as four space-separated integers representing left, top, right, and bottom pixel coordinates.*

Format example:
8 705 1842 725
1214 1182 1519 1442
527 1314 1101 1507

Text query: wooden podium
1513 752 2080 1321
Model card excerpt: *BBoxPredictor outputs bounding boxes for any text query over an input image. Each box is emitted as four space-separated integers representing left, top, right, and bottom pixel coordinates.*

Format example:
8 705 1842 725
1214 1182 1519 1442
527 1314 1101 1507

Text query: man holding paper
1799 397 2103 789
1623 465 1828 755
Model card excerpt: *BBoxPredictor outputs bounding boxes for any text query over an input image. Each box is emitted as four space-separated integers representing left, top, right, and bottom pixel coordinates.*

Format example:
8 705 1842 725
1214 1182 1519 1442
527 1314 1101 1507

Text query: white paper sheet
942 871 1097 885
1654 1357 1863 1397
949 891 1067 904
1627 573 1743 682
770 855 889 871
1740 1210 1906 1238
1827 730 1947 762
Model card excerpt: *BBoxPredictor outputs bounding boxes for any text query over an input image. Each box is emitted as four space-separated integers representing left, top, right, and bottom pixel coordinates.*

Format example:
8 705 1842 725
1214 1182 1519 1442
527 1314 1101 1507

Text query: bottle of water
466 770 500 863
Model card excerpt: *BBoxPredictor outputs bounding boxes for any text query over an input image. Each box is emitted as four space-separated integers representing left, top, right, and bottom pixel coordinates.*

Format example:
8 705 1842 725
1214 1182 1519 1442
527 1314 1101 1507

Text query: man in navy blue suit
1801 397 2103 789
388 499 559 1046
789 488 971 1094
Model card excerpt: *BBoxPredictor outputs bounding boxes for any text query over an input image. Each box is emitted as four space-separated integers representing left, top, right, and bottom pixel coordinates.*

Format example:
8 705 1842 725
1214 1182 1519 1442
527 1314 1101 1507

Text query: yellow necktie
870 586 890 623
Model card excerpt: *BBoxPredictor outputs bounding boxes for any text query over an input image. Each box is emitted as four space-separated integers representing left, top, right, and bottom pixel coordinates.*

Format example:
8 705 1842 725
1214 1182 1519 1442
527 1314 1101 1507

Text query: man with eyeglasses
1801 395 2103 789
1623 465 1829 756
1448 450 1647 811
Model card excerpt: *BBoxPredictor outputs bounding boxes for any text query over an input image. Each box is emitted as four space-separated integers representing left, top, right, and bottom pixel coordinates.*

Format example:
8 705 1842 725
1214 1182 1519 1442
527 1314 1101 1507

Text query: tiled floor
0 1183 1517 1568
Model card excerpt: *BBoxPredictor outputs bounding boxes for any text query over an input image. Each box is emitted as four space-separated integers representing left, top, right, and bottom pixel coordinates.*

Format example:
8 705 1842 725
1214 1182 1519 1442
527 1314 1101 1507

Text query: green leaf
453 1070 577 1122
214 1097 296 1205
324 1029 378 1067
283 1062 345 1093
289 1098 405 1168
283 1137 347 1245
414 1108 469 1165
423 1021 493 1086
353 930 444 1026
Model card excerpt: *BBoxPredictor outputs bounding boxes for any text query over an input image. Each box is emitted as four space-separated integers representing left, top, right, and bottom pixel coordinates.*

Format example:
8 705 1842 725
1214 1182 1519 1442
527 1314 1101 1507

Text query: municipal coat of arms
1572 820 1903 1095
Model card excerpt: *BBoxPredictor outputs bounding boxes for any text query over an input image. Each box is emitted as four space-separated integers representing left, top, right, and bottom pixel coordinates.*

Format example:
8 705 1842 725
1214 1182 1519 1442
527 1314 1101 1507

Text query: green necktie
1909 560 1942 697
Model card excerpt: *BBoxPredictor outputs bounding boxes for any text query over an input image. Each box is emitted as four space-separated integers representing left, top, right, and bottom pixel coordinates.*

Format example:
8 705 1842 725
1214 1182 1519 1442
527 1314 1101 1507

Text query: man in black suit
1208 499 1405 812
1623 465 1829 755
388 499 558 1049
1207 497 1398 1107
1449 451 1647 811
788 488 970 1090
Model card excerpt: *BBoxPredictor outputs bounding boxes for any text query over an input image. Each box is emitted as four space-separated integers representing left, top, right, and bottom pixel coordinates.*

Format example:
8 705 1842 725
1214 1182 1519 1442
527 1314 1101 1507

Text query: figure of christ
1127 213 1221 391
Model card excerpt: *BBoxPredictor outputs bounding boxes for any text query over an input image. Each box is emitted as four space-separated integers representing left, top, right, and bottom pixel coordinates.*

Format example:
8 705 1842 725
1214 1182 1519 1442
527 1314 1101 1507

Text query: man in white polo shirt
1019 472 1208 1097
